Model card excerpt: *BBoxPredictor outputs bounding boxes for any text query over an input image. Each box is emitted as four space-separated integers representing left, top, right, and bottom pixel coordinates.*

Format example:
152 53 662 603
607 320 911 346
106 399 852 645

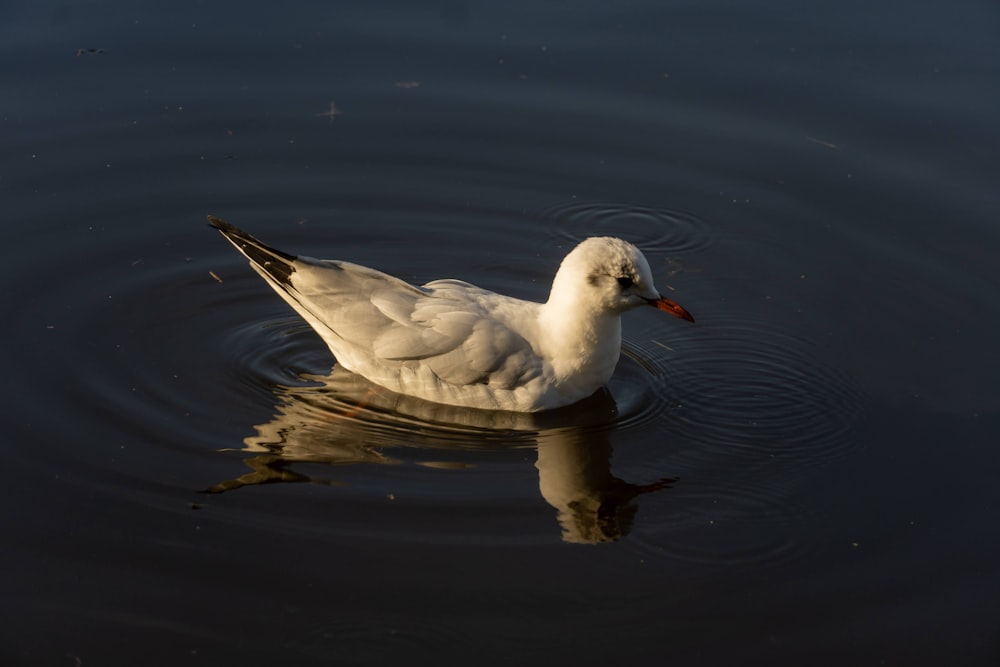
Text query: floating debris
394 81 422 89
75 48 106 57
806 136 839 150
209 271 222 283
315 101 342 121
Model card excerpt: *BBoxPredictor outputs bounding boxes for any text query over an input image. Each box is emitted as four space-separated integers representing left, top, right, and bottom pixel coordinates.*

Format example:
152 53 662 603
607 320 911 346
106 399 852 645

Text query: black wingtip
207 214 232 232
207 215 298 285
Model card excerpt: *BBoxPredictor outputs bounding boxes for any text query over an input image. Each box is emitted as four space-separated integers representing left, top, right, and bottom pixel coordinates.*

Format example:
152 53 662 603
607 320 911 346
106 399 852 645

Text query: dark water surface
4 0 999 664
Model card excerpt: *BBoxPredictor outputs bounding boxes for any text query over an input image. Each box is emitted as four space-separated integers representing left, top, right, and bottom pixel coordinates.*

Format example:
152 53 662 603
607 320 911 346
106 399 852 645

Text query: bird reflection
206 367 675 543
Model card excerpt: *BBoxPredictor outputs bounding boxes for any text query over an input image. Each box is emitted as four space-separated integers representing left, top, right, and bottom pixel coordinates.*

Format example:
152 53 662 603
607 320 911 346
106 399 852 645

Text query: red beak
646 296 695 323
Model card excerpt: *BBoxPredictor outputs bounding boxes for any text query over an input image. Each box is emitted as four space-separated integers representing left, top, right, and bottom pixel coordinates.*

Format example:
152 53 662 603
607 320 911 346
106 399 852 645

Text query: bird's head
550 237 694 322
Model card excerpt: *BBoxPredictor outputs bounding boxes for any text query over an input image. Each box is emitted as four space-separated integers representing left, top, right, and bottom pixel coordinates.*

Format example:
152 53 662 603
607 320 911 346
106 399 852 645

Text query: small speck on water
806 136 839 150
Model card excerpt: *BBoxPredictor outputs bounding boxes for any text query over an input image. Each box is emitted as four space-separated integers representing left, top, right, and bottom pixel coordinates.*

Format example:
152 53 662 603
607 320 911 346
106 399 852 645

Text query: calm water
4 0 999 664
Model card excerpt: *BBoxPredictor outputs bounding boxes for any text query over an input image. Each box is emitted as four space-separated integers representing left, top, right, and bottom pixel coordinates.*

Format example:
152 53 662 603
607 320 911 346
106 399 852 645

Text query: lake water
3 0 999 664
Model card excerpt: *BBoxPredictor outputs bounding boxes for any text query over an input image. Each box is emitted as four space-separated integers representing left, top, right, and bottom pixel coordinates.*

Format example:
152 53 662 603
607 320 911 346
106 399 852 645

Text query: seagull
208 216 694 412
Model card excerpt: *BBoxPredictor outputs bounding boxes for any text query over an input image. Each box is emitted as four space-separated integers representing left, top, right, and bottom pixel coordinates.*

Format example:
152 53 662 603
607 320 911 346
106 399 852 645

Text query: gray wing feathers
286 258 540 389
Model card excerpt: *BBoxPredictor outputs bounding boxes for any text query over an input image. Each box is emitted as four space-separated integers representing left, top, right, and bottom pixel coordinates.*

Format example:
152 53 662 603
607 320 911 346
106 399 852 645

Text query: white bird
209 216 694 412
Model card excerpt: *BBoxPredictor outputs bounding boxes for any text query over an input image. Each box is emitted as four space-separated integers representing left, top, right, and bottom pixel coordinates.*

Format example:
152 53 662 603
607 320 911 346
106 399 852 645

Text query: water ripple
606 342 682 431
541 200 715 254
667 315 866 471
631 477 816 568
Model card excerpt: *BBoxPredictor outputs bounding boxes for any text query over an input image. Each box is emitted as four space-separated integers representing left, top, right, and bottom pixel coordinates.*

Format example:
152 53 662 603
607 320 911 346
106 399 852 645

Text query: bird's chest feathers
539 310 622 385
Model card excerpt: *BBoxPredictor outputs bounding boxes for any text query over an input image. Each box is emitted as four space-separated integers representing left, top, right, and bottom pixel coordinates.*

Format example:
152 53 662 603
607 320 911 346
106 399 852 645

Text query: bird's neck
538 297 622 389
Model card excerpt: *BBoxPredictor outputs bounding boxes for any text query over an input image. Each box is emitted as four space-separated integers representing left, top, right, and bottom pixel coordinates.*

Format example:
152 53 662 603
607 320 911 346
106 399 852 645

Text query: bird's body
209 216 693 412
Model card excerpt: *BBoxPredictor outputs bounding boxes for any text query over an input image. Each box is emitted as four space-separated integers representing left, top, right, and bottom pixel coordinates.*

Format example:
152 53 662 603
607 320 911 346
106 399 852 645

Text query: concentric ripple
599 307 866 567
629 477 817 569
666 315 866 471
541 200 715 254
604 341 684 430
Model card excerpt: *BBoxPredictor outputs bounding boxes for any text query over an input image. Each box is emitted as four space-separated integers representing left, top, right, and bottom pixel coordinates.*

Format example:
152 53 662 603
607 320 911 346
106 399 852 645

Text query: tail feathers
208 215 297 286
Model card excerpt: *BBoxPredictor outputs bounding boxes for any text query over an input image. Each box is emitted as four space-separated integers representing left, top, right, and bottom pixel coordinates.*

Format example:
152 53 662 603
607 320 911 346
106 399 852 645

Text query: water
4 0 999 664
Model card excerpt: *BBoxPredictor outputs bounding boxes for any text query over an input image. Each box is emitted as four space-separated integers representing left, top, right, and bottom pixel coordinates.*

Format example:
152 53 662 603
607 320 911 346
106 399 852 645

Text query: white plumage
209 216 693 412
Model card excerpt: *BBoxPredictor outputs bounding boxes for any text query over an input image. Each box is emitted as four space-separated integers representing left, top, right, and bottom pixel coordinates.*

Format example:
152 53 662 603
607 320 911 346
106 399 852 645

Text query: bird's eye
617 276 634 289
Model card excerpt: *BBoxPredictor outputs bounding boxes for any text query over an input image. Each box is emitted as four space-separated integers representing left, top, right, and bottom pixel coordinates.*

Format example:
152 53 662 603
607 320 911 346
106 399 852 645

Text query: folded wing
209 217 543 394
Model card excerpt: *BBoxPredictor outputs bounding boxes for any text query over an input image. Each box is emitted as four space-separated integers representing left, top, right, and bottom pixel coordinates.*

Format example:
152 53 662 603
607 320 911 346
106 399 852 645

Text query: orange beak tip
649 297 695 323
